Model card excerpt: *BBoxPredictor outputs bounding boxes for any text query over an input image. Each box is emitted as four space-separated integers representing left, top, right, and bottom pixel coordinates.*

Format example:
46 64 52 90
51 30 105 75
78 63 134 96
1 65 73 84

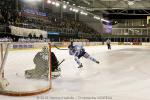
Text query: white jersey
69 45 85 56
106 39 111 44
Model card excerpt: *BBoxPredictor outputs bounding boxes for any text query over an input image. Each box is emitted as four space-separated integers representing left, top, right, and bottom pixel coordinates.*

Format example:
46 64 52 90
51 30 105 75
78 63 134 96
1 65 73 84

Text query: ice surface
1 45 150 100
3 49 50 92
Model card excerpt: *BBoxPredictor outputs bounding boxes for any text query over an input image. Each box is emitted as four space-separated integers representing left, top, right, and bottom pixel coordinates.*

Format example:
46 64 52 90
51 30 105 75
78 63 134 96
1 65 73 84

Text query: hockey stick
56 59 65 69
53 59 65 72
52 59 65 79
54 45 68 50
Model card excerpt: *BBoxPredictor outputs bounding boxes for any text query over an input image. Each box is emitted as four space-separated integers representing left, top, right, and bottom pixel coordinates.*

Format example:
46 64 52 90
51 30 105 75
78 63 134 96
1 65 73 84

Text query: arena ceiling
78 0 150 10
66 0 150 18
1 0 150 19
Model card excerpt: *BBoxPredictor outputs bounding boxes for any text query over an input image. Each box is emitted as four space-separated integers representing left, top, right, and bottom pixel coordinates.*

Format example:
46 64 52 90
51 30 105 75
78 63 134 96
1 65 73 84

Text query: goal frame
0 42 52 96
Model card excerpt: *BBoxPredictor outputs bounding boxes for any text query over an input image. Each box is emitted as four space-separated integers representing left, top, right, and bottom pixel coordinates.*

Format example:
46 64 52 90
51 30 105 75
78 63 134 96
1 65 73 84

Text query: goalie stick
54 45 68 50
56 59 65 70
52 59 65 79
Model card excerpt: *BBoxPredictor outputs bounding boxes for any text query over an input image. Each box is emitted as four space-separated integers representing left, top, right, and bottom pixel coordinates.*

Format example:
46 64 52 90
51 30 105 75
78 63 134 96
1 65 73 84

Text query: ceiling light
94 16 100 20
128 1 134 5
52 1 56 5
101 18 109 23
63 5 67 9
69 8 73 11
55 2 60 7
47 0 51 4
80 11 88 16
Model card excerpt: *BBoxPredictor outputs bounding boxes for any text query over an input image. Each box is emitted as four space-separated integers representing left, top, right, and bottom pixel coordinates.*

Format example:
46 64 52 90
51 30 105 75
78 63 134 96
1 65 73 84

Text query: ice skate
78 64 83 68
96 61 100 64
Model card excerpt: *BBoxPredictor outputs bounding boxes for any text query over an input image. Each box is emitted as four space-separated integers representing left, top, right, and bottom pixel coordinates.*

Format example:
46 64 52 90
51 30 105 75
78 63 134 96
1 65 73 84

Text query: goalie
25 47 61 79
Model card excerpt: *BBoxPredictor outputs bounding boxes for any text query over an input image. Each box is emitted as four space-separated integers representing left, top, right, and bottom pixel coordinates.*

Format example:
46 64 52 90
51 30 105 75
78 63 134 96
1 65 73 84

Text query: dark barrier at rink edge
10 43 34 49
48 42 103 47
2 41 147 49
6 42 115 49
9 42 49 49
7 41 146 49
52 42 148 47
12 44 33 49
9 42 102 49
51 42 63 46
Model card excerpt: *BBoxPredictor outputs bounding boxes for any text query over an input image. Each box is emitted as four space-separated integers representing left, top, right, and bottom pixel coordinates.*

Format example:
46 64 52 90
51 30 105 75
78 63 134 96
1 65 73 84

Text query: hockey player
106 39 111 50
68 42 100 68
25 46 61 79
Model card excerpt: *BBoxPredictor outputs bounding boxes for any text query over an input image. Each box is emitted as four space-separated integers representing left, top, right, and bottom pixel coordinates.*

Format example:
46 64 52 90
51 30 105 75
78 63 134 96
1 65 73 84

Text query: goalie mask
42 46 48 53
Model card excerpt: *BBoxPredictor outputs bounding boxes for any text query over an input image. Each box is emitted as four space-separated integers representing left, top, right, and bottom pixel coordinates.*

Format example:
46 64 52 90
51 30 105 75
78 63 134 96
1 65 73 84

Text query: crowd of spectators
14 13 97 34
0 4 98 42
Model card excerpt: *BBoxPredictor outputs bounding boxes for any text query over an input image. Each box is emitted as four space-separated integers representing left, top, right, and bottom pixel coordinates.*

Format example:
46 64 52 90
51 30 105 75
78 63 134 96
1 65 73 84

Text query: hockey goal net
0 42 52 96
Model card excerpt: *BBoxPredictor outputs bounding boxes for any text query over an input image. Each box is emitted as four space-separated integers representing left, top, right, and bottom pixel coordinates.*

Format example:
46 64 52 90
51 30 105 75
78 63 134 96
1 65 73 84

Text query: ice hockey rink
1 45 150 100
